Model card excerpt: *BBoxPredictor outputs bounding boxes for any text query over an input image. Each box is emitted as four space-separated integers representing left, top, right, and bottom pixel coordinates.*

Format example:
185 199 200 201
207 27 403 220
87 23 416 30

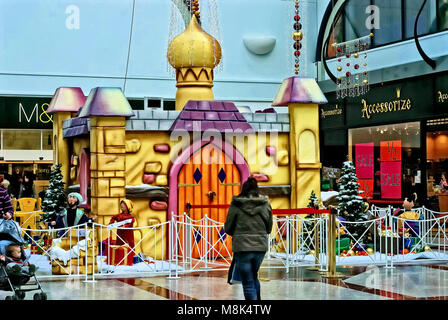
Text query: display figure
108 199 135 248
393 192 423 237
50 192 91 237
103 199 136 265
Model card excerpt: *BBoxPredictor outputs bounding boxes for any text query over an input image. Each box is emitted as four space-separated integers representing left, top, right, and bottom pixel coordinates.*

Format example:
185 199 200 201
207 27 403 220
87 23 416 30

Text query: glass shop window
404 0 437 38
35 164 52 180
42 130 53 150
371 0 403 46
128 99 144 111
348 122 421 201
3 130 41 150
439 0 448 31
344 0 373 42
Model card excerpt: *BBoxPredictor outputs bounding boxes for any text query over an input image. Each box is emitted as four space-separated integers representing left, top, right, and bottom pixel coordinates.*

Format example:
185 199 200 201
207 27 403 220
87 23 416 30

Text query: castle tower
167 15 222 110
47 87 86 185
272 77 327 209
78 87 134 224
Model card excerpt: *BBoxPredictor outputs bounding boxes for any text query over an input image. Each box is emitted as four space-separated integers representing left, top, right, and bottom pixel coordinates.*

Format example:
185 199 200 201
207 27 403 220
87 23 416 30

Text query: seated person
50 192 91 237
0 243 36 276
440 173 448 190
393 192 423 236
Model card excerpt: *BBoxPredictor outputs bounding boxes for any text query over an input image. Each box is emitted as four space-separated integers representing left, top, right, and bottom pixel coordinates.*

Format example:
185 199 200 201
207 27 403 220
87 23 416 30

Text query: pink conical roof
78 87 135 118
272 77 327 106
47 87 86 114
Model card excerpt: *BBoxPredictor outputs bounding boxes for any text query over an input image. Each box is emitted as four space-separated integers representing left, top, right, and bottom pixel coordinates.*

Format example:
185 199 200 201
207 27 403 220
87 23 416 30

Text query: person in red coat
108 199 135 248
104 199 136 265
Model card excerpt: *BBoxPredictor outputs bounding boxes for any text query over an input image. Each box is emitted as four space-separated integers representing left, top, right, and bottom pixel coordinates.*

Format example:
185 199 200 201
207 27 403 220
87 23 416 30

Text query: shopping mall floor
2 260 448 301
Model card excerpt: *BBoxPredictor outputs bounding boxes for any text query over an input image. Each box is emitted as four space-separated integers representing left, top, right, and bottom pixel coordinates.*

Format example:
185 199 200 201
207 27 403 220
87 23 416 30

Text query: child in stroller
0 213 46 300
1 243 36 276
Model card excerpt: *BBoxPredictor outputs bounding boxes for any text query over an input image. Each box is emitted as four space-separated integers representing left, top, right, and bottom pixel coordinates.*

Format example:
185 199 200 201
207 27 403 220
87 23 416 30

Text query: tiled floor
2 261 448 300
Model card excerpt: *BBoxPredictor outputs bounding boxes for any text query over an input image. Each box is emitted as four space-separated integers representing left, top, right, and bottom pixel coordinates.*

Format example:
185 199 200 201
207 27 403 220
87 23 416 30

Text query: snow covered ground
27 252 184 276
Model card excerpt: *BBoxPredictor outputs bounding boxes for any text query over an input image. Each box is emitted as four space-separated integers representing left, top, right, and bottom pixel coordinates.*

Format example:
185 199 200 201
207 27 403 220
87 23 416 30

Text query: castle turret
167 15 222 110
272 77 327 209
47 87 86 185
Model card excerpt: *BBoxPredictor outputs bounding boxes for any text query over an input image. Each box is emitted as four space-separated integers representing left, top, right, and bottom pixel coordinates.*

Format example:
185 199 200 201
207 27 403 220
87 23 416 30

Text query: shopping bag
227 258 242 285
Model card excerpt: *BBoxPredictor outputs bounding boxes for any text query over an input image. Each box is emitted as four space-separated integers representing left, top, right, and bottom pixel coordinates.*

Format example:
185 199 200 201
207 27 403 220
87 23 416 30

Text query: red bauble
294 15 300 21
354 64 359 69
294 50 301 57
346 72 351 77
346 63 350 67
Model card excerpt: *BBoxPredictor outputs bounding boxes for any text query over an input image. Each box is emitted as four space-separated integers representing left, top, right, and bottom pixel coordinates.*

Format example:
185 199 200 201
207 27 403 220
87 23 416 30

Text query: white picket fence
14 207 448 280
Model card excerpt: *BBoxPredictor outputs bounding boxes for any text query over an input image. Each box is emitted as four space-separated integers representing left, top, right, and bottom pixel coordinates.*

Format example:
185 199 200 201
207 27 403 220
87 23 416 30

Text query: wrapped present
106 244 133 266
30 244 43 255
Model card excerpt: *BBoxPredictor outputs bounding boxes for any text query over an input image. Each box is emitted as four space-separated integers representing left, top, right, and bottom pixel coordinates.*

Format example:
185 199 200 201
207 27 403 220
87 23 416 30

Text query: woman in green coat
224 177 273 300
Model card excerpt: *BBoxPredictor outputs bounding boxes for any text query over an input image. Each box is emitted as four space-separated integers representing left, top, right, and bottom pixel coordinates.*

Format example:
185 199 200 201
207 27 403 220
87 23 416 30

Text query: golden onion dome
167 15 222 69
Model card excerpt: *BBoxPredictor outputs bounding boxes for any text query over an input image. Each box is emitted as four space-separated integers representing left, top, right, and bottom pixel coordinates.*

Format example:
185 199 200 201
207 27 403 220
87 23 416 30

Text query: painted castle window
298 129 316 163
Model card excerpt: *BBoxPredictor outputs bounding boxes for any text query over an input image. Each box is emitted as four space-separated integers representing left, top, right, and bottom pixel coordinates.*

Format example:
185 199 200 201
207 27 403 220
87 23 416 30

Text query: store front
0 97 54 198
320 72 448 210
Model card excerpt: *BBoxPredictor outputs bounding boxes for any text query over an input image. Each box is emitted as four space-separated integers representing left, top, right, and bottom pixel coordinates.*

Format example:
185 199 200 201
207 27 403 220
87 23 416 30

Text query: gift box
106 244 134 266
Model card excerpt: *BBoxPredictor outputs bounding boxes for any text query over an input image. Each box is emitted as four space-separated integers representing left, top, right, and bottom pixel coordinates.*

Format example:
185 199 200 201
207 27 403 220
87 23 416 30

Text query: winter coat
54 208 90 237
108 212 135 248
0 187 13 217
224 195 273 253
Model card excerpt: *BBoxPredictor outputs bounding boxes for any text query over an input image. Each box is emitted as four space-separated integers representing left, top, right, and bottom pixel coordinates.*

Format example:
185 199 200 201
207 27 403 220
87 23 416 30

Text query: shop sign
437 91 448 103
361 88 411 120
346 78 433 127
0 97 53 129
320 104 343 119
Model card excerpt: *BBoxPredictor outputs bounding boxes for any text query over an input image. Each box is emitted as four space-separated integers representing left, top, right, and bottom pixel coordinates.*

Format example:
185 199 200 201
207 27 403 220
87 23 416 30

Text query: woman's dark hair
239 177 259 197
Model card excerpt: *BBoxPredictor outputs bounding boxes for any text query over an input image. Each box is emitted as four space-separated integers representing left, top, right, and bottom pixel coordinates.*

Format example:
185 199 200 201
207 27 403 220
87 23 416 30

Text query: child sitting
0 243 36 276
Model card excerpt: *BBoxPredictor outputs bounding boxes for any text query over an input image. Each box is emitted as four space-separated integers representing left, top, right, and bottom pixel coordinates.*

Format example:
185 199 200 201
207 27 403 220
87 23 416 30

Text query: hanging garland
334 33 373 99
292 0 302 75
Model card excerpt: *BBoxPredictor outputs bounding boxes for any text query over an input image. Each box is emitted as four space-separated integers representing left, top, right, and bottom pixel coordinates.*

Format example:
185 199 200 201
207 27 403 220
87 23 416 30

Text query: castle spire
167 15 222 110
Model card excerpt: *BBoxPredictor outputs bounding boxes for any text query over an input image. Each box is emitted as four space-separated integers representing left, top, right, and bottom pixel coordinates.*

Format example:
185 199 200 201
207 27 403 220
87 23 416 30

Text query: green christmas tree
307 190 319 209
40 163 66 223
337 160 367 241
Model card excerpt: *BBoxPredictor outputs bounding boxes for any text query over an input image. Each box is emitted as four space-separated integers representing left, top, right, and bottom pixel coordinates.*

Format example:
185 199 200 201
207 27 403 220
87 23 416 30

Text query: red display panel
355 142 374 179
380 161 401 199
358 179 374 199
380 140 401 162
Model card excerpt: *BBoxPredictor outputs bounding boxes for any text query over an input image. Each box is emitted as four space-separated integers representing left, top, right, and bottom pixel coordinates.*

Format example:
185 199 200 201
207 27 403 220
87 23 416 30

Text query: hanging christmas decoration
333 33 373 99
167 0 223 76
293 0 302 75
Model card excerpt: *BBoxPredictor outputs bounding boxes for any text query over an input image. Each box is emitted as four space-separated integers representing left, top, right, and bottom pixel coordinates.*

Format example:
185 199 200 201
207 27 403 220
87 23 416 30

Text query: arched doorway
168 139 250 259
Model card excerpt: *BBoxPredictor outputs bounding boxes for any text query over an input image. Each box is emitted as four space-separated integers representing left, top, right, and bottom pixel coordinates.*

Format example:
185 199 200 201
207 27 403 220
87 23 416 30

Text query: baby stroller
0 218 47 300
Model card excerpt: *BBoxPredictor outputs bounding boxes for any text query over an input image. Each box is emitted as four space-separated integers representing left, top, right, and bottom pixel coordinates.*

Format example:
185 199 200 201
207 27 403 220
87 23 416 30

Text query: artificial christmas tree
337 161 368 241
40 163 66 223
307 190 319 209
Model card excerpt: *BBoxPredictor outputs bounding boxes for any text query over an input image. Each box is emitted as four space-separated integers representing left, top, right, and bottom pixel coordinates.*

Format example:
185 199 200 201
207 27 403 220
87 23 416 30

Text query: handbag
227 257 242 285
